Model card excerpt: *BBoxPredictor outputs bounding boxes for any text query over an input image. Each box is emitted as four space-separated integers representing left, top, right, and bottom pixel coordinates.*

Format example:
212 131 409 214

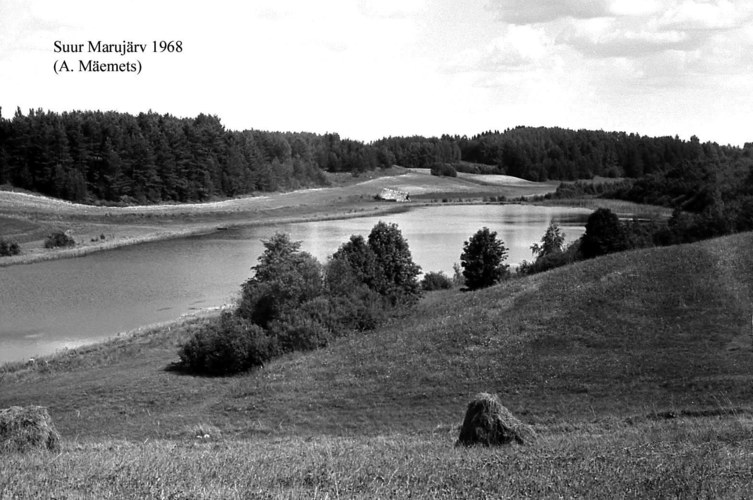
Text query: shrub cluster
421 271 454 291
429 163 458 177
0 238 21 257
180 223 422 375
178 312 270 375
44 231 75 249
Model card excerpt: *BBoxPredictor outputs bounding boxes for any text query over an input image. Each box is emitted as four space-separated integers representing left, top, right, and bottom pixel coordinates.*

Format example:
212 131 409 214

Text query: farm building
375 188 410 202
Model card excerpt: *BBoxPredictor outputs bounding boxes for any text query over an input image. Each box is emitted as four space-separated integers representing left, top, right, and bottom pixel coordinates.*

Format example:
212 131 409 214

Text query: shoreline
0 169 570 267
0 307 225 372
0 202 416 268
0 196 671 268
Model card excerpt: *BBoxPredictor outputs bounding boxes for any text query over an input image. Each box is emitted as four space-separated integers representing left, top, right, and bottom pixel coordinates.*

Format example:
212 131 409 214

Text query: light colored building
376 187 410 202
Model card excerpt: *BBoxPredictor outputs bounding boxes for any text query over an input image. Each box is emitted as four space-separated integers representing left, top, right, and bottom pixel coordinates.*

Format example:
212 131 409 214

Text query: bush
44 231 75 249
430 163 458 177
330 235 384 292
518 244 577 275
237 233 323 328
182 224 422 376
518 222 574 275
460 227 509 290
367 221 422 304
579 208 629 259
323 293 385 332
421 271 454 291
530 222 565 259
267 312 331 354
179 312 270 375
324 258 389 331
0 238 21 257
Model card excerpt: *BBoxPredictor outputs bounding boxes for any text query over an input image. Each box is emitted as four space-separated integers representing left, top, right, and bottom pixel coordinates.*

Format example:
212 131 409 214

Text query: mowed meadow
2 232 753 498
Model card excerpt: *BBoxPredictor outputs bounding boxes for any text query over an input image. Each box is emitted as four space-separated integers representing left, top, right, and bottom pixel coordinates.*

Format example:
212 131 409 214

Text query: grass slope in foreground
2 232 753 498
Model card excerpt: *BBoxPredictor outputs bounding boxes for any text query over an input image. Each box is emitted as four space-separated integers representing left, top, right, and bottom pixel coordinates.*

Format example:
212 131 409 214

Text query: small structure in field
0 405 61 453
456 393 536 446
375 188 410 202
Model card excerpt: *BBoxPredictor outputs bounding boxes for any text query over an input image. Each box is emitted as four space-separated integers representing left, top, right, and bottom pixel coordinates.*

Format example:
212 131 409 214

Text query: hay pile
456 393 536 446
0 405 61 453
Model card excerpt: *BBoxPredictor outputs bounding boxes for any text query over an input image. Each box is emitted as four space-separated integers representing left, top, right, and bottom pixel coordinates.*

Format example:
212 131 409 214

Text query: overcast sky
1 0 751 145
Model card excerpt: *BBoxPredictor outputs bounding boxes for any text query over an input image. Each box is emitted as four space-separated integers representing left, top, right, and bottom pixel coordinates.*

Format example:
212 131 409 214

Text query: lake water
0 204 591 364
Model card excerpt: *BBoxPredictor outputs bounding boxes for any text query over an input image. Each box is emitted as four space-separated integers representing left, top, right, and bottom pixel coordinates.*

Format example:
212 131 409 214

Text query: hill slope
1 232 752 440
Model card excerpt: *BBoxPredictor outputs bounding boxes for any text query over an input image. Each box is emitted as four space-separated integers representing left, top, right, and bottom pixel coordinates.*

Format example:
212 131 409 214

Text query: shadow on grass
163 360 262 378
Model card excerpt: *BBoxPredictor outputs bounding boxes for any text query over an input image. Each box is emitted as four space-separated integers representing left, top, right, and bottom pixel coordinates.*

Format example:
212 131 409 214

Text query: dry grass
0 416 751 498
0 405 60 453
534 196 674 218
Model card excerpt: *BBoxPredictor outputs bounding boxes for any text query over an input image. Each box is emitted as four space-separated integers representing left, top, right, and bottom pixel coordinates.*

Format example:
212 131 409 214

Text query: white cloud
657 0 753 31
357 0 425 19
561 18 699 58
489 0 611 24
608 0 664 17
446 24 555 72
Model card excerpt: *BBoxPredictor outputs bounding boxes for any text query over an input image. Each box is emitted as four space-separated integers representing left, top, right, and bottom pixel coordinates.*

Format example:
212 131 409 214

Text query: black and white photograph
1 0 752 497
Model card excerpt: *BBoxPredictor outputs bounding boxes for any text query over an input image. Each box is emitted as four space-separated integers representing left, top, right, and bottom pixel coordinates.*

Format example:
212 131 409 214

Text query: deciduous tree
460 227 509 290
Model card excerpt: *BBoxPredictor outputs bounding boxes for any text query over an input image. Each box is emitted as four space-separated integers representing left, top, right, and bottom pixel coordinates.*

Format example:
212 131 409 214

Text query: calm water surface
0 204 590 364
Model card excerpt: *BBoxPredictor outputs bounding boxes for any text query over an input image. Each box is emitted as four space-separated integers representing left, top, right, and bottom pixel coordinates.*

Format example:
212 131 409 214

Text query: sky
1 0 752 146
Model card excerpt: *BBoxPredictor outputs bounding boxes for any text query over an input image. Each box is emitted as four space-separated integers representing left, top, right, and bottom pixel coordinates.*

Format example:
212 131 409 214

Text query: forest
0 108 390 203
1 107 751 205
375 127 749 180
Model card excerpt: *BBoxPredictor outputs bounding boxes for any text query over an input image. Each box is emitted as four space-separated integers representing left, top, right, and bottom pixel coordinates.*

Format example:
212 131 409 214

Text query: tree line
2 107 749 204
549 149 753 244
0 108 391 203
375 128 745 181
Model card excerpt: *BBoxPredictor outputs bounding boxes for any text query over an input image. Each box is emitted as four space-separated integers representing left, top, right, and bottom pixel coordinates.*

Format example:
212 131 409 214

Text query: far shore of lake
0 169 669 268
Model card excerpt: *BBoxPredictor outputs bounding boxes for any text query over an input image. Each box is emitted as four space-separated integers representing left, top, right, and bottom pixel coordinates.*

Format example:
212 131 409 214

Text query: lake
0 204 591 364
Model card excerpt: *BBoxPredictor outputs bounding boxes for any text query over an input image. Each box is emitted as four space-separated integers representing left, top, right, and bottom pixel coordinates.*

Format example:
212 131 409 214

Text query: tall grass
1 416 751 499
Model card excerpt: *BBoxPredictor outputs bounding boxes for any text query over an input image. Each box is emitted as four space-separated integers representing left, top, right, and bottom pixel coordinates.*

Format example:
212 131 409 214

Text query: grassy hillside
2 232 753 497
3 231 752 436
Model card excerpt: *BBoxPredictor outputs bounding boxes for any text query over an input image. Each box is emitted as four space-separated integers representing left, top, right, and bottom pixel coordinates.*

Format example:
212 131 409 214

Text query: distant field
0 168 546 218
0 168 561 266
0 215 40 235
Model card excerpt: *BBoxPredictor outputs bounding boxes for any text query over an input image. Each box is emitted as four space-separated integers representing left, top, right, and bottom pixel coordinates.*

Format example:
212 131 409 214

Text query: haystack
0 406 61 453
456 393 536 446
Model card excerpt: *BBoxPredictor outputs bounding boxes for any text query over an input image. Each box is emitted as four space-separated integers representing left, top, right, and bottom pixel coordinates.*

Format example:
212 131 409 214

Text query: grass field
2 231 752 497
2 419 752 498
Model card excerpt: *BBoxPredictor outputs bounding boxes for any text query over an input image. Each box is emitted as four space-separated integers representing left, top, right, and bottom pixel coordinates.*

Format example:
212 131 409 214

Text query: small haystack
0 406 61 453
456 393 536 446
